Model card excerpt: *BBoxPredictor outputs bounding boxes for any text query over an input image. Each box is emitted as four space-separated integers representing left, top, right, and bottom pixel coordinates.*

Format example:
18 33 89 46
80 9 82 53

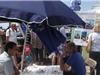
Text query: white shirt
6 28 17 44
0 51 14 75
60 26 66 38
88 32 100 52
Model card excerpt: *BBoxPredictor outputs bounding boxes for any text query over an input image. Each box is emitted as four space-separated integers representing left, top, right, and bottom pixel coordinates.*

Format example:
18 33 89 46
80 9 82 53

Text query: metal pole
21 23 28 72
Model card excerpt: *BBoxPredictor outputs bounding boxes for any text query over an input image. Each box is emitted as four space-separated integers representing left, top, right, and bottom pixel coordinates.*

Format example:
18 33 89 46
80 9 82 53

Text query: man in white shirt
6 22 17 44
0 42 19 75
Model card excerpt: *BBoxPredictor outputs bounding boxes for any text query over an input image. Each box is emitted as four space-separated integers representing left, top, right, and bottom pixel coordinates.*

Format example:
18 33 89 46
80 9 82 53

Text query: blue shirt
65 52 86 75
25 55 33 65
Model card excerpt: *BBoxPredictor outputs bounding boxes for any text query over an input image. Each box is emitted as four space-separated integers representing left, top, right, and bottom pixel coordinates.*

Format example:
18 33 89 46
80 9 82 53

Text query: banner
71 28 92 46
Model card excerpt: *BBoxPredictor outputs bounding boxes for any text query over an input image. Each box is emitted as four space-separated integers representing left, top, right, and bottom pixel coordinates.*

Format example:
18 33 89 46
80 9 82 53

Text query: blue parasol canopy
0 1 85 26
0 0 85 53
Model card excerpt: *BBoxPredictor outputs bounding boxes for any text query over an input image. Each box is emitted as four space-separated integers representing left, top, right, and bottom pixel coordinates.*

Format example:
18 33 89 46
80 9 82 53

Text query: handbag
85 58 97 69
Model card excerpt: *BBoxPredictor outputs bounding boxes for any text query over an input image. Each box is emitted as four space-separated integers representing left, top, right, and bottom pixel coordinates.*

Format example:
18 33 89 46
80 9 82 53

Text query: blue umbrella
20 21 66 53
0 0 85 26
0 1 46 23
0 1 85 70
0 0 85 53
30 21 66 53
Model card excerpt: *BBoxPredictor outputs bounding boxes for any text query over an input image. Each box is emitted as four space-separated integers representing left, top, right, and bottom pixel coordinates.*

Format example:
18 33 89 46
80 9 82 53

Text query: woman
87 24 100 75
58 41 86 75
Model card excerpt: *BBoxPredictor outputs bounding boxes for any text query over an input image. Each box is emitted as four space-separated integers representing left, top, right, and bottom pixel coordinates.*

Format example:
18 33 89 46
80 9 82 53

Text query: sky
0 0 100 2
61 0 99 11
62 0 98 1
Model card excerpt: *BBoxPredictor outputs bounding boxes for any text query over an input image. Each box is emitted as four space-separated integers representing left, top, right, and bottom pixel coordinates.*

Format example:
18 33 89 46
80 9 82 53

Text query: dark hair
17 45 23 52
67 42 77 53
26 42 30 45
4 41 17 53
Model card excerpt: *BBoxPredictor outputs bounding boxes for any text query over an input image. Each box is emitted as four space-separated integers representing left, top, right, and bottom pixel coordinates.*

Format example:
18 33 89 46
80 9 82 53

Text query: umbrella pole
21 23 28 72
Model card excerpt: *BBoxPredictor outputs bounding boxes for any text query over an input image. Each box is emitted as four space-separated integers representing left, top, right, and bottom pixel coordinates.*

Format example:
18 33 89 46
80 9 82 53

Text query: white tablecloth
20 64 63 75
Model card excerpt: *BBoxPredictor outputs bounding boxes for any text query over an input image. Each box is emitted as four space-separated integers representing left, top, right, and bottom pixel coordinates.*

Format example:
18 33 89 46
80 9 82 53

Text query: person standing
6 22 17 44
0 29 6 54
86 24 100 75
31 31 37 61
31 32 43 64
0 41 19 75
58 41 86 75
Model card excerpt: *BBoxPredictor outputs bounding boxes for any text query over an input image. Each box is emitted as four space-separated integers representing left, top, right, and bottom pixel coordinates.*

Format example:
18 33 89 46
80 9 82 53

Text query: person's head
25 42 31 55
10 22 17 30
93 24 100 32
64 41 77 54
16 45 23 56
4 41 17 56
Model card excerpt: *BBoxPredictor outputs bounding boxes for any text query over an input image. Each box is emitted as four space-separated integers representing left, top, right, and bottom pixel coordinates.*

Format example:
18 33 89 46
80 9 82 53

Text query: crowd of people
0 22 45 75
0 22 100 75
